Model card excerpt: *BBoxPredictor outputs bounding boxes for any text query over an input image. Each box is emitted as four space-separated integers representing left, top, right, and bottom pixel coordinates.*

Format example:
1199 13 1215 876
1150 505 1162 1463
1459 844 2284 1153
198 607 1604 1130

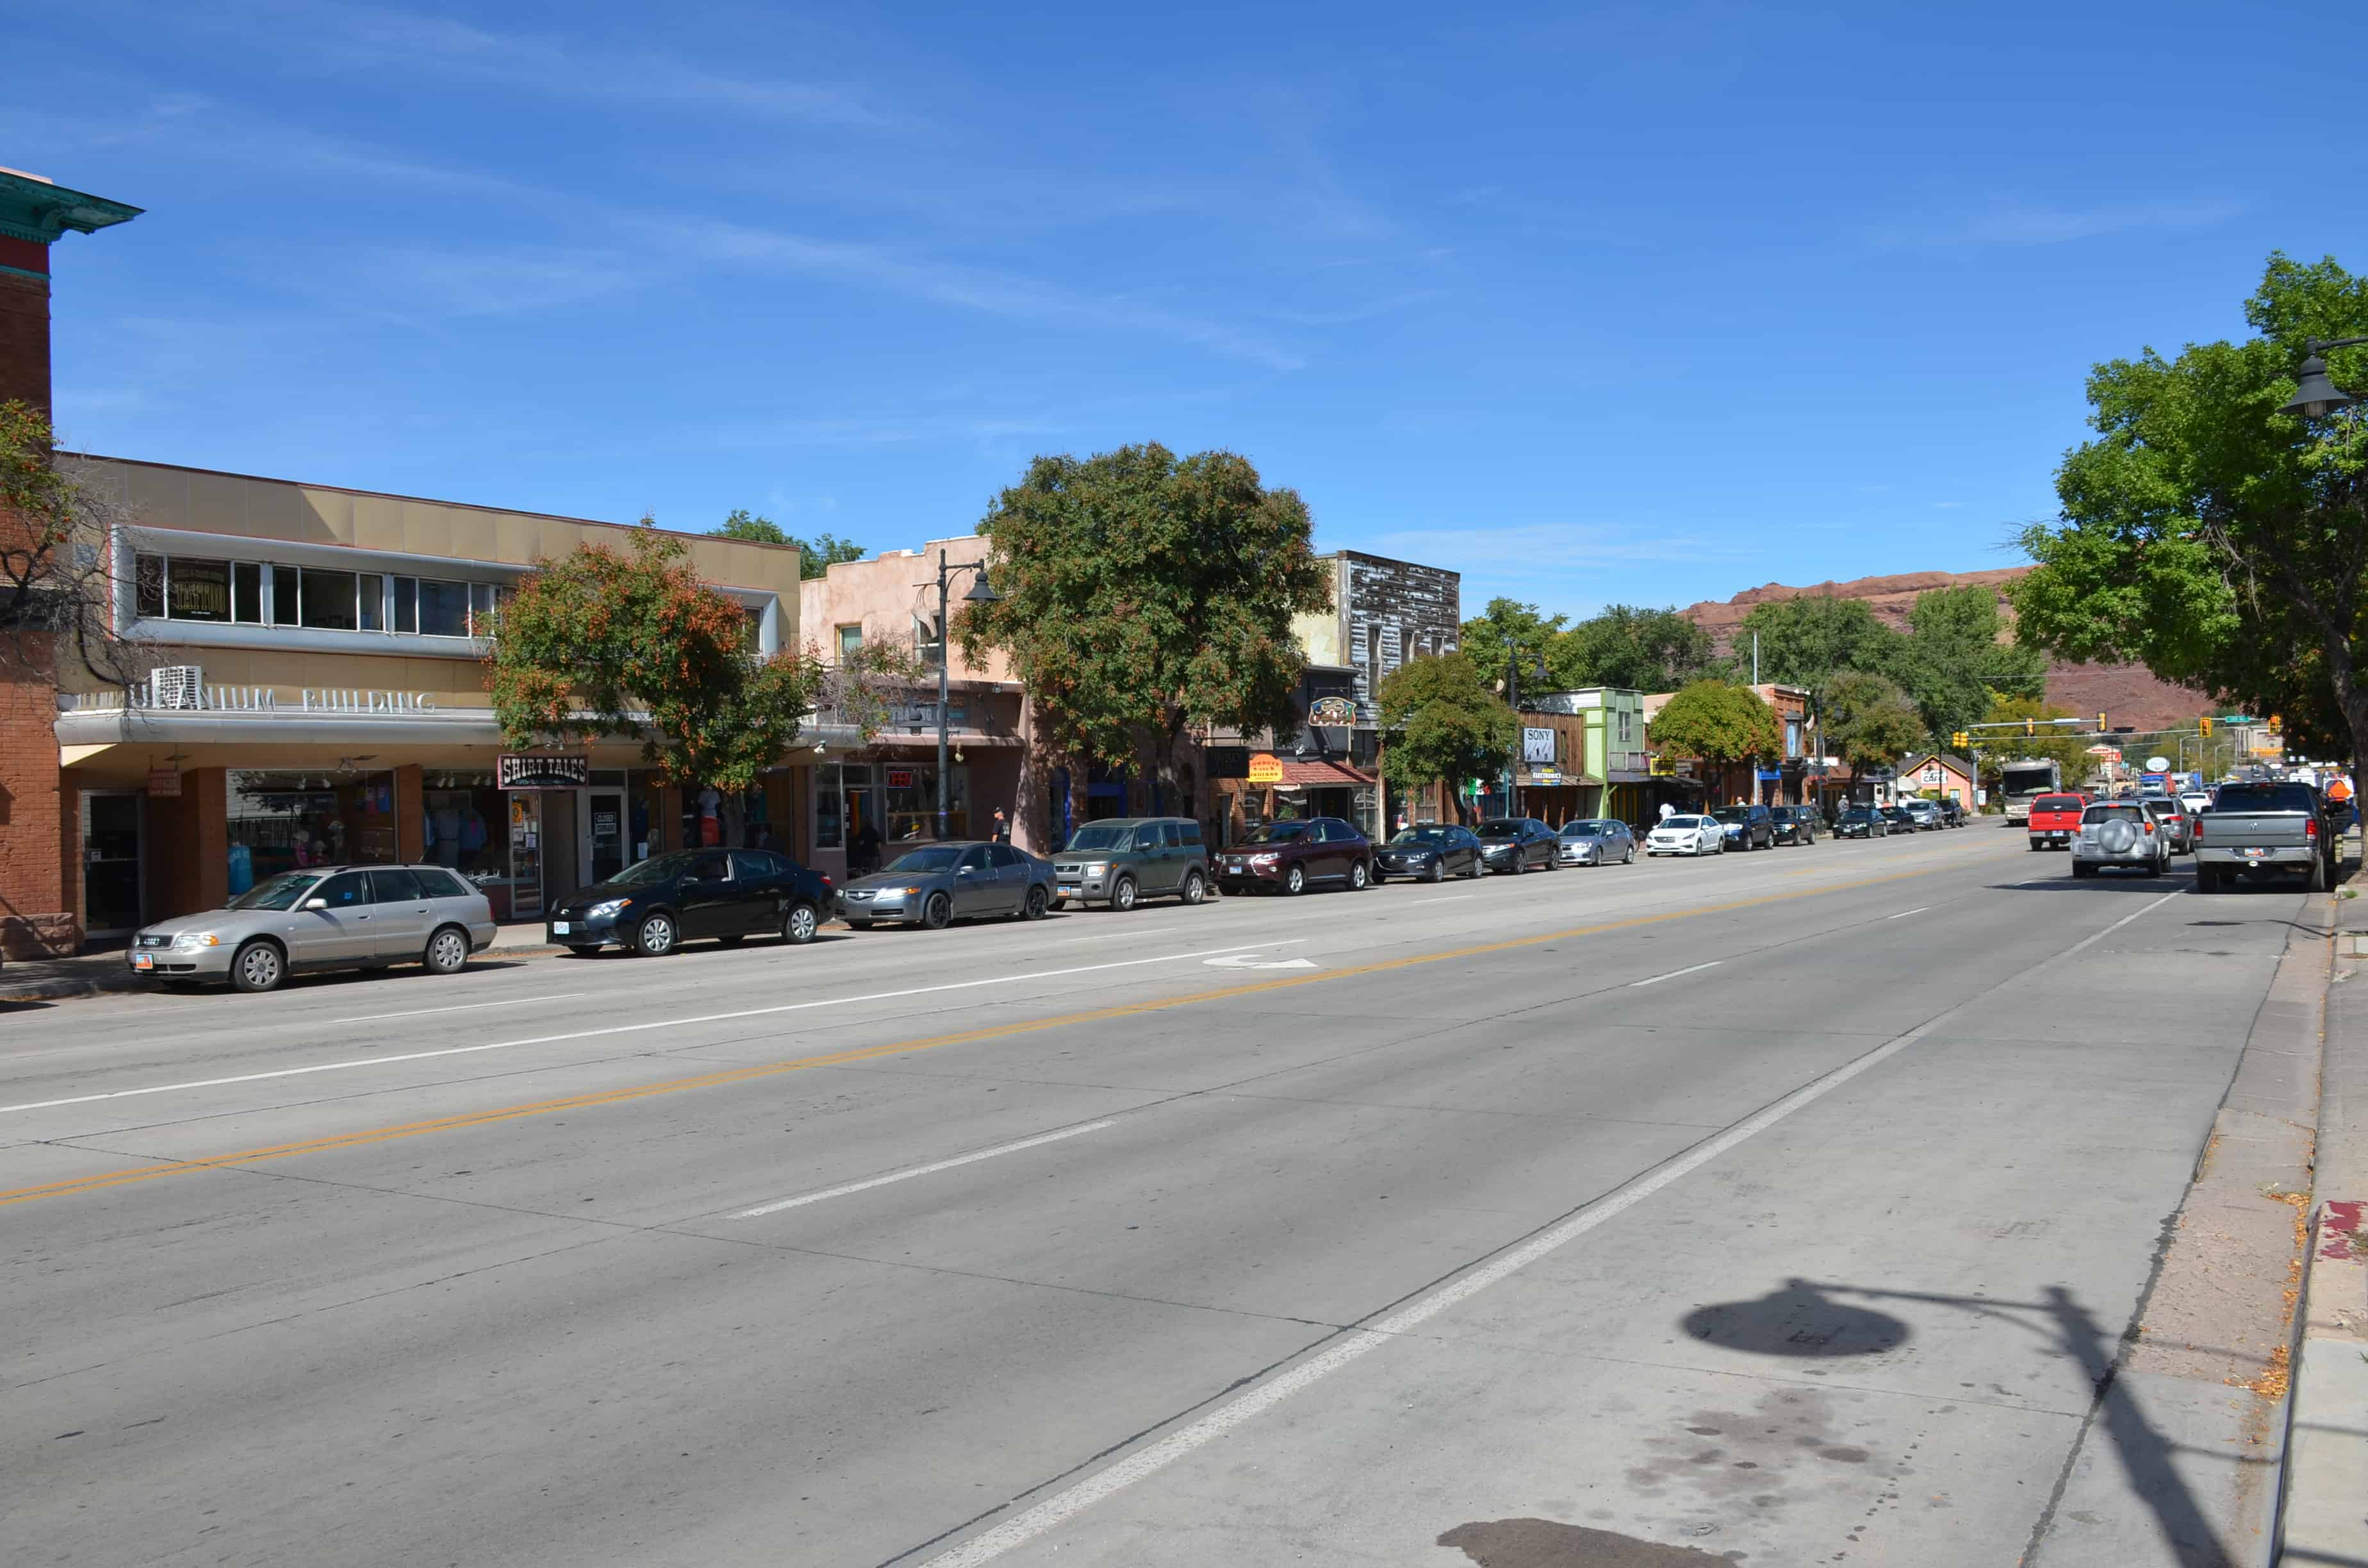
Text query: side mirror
303 898 328 911
957 865 973 875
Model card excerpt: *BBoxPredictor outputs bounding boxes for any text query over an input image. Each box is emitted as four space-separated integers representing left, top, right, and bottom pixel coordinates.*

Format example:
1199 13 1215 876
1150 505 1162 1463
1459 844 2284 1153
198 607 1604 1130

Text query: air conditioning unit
150 666 206 710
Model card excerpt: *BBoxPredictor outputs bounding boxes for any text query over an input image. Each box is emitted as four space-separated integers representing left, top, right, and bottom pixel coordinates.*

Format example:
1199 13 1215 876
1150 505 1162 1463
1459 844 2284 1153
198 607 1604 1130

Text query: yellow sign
1246 753 1285 784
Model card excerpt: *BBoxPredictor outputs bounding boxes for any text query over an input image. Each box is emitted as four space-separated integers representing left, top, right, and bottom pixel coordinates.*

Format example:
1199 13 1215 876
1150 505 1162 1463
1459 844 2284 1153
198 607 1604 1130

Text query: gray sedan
837 840 1053 930
127 865 497 993
1557 819 1636 865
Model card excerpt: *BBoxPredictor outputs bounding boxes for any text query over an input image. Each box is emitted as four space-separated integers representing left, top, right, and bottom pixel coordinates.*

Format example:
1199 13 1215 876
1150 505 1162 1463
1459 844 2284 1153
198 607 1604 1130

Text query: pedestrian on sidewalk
991 808 1012 844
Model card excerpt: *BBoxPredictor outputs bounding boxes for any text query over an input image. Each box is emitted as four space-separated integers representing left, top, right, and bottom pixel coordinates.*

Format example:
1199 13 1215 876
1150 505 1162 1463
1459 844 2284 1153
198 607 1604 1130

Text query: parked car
1898 799 1943 831
1712 804 1775 850
2139 796 2192 855
1376 824 1484 882
1475 817 1561 873
2027 792 2090 851
2194 780 2336 893
1049 817 1209 910
1645 813 1725 856
837 841 1052 930
1557 819 1637 865
1215 816 1374 895
1766 806 1816 845
2071 801 2170 878
1937 798 1967 827
552 847 839 953
129 863 497 993
1833 806 1888 839
1879 804 1921 833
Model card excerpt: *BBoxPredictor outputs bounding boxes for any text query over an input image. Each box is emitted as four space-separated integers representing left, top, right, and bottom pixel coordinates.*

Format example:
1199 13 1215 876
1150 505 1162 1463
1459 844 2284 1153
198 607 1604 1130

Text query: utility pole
926 549 1000 840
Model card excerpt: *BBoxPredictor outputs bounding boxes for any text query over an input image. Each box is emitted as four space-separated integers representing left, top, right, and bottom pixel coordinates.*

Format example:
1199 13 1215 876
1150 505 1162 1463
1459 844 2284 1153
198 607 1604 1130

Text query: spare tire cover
2098 819 2137 854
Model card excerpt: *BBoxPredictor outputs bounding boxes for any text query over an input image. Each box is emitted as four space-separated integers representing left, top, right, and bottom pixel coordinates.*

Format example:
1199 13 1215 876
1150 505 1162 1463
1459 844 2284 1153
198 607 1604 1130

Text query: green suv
1051 817 1210 911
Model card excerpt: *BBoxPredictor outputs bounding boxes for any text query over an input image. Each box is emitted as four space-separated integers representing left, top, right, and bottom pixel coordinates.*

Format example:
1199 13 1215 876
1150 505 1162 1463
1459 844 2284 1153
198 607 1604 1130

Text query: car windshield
1841 808 1875 820
607 851 716 886
1560 821 1606 837
1243 822 1310 844
2085 804 2146 823
882 845 966 874
1663 816 1707 829
1390 828 1456 844
2034 796 2084 811
1476 822 1520 837
1712 808 1750 823
226 870 322 911
1064 824 1133 852
2214 783 2319 813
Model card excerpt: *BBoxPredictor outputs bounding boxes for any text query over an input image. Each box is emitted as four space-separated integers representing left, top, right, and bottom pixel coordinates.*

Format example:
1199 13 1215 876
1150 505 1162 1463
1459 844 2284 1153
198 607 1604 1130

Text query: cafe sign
1246 752 1285 785
1308 696 1357 728
497 753 589 790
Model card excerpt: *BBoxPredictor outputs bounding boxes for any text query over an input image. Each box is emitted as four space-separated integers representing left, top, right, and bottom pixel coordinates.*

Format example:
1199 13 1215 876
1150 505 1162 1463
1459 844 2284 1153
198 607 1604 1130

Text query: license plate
1058 886 1080 897
552 920 571 934
2242 848 2265 858
132 952 153 970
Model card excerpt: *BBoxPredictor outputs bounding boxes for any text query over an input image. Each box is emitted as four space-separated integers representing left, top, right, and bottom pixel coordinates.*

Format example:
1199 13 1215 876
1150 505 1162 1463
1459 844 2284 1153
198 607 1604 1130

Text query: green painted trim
0 260 49 282
0 171 143 245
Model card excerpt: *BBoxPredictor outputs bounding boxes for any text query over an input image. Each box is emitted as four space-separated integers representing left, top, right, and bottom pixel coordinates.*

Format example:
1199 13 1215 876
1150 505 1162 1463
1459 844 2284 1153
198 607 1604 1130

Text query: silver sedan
837 840 1054 930
1558 819 1637 865
128 865 497 993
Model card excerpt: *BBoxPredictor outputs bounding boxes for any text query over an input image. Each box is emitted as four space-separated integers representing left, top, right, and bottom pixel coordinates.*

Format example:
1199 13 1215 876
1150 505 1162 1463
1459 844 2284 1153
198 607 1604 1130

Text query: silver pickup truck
2193 781 2335 893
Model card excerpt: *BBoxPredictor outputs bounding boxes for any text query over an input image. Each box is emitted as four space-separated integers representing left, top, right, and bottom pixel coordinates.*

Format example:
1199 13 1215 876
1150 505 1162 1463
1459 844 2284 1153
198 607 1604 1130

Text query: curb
2276 1201 2368 1563
0 938 570 1004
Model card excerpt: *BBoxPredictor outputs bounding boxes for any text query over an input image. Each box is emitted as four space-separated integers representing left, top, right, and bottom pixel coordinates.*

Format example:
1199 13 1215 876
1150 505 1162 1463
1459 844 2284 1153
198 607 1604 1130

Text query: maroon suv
1214 816 1374 895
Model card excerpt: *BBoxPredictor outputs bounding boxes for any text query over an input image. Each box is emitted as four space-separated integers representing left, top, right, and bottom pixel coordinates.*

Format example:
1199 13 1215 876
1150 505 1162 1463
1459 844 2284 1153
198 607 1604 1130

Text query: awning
1272 758 1373 788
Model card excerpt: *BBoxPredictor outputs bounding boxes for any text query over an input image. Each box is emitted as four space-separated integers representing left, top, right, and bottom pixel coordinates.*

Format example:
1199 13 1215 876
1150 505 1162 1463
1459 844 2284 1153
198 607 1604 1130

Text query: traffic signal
2025 719 2035 737
2199 717 2212 736
2096 712 2108 732
1951 731 1969 748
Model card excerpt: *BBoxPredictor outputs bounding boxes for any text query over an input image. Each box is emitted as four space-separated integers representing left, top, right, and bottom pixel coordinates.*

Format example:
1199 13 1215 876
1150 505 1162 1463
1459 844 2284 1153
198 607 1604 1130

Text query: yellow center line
1 854 1999 1210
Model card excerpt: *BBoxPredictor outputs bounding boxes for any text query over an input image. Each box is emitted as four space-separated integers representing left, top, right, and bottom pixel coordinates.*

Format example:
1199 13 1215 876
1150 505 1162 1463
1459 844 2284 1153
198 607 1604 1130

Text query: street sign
2145 755 2171 772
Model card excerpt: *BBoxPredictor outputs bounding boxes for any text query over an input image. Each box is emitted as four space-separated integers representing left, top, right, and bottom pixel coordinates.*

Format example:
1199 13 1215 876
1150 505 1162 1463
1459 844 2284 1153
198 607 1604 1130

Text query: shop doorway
844 783 880 874
589 790 626 885
543 799 582 906
81 790 143 938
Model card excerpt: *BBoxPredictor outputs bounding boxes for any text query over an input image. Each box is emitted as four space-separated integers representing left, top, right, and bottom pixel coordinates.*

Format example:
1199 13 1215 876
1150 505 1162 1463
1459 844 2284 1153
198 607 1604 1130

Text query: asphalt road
0 826 2296 1566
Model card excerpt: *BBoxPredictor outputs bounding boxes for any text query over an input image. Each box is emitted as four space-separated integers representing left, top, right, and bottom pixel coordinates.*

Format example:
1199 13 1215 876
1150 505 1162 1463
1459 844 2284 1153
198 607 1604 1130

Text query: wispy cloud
712 412 1066 453
1872 198 2242 248
659 218 1309 370
238 0 914 133
341 243 641 318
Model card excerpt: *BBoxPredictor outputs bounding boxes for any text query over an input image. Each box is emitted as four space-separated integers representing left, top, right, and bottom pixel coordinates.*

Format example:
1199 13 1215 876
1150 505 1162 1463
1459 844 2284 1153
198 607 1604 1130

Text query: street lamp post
1503 645 1548 817
928 548 1000 840
2280 338 2366 418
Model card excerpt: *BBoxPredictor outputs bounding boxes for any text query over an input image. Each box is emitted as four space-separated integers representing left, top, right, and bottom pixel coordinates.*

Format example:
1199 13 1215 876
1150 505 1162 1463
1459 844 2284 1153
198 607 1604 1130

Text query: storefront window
815 763 844 849
422 770 513 915
680 783 774 849
226 771 399 894
883 763 965 842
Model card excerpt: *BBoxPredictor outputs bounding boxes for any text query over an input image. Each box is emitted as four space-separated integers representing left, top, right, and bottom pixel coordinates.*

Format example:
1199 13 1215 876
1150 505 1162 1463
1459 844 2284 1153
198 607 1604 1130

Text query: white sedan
1645 814 1725 856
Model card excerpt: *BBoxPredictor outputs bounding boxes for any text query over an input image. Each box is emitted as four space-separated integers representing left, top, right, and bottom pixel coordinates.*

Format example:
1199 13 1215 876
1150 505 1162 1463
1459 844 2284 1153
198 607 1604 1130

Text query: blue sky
10 1 2362 618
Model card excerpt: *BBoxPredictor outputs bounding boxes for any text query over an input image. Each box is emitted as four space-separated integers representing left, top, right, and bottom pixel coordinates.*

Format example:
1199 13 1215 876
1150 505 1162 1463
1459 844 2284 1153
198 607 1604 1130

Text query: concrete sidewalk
0 919 561 1002
2278 885 2368 1565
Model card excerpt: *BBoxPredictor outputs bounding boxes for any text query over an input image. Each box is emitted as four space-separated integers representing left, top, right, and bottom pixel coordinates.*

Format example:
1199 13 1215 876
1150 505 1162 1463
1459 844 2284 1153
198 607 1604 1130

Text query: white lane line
332 993 586 1025
735 1121 1116 1217
0 939 1308 1117
1629 961 1720 987
919 883 2190 1567
1046 925 1184 944
1886 906 1931 920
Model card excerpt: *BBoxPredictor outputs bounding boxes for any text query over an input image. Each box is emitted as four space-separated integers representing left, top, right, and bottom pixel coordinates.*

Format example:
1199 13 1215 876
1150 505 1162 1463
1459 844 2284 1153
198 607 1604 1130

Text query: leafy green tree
716 510 866 580
487 529 823 845
1821 670 1927 774
1 399 149 689
1375 652 1515 825
1459 598 1566 695
959 443 1333 813
2010 252 2368 797
1734 596 1899 692
1891 585 2048 746
1649 680 1781 767
1554 604 1728 691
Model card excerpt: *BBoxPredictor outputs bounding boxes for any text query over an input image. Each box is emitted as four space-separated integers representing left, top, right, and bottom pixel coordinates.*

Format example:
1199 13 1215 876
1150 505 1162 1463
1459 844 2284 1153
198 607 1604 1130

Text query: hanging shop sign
885 767 917 790
1522 727 1558 765
1308 696 1358 728
1246 753 1285 785
497 753 590 790
147 767 182 797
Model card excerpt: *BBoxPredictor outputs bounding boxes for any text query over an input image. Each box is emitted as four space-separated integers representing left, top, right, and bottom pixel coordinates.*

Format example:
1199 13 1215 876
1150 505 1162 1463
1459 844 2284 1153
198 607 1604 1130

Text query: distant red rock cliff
1679 569 2213 733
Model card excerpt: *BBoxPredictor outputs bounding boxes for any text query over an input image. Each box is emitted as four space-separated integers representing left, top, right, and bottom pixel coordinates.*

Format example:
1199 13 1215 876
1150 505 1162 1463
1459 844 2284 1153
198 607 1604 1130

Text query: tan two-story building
54 457 807 939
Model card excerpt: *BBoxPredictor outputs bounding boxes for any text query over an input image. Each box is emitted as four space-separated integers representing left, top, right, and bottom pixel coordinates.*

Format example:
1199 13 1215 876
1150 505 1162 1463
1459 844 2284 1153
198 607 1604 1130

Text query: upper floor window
836 623 863 662
135 553 504 639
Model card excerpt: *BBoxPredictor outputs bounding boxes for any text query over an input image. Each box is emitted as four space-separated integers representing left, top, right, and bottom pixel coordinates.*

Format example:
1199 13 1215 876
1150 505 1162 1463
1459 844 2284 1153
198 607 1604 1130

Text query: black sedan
548 847 834 956
1879 805 1921 833
1833 806 1889 838
1768 806 1816 845
1475 817 1560 874
1375 824 1484 883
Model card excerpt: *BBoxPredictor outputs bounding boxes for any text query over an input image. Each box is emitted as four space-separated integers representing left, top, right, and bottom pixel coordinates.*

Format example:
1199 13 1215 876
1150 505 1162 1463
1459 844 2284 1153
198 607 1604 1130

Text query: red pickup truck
2027 792 2091 850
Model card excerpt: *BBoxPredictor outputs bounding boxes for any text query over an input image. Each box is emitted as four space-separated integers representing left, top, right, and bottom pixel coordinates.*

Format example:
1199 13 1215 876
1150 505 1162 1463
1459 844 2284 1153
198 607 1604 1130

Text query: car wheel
423 926 471 976
1023 883 1051 920
2308 854 2329 893
921 891 953 930
231 938 285 994
1111 876 1137 912
1349 858 1370 891
781 901 819 945
1180 870 1206 906
634 913 678 956
2196 866 2220 894
1463 858 1482 879
2072 862 2094 879
2146 856 2164 878
1426 860 1445 883
1285 864 1306 895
